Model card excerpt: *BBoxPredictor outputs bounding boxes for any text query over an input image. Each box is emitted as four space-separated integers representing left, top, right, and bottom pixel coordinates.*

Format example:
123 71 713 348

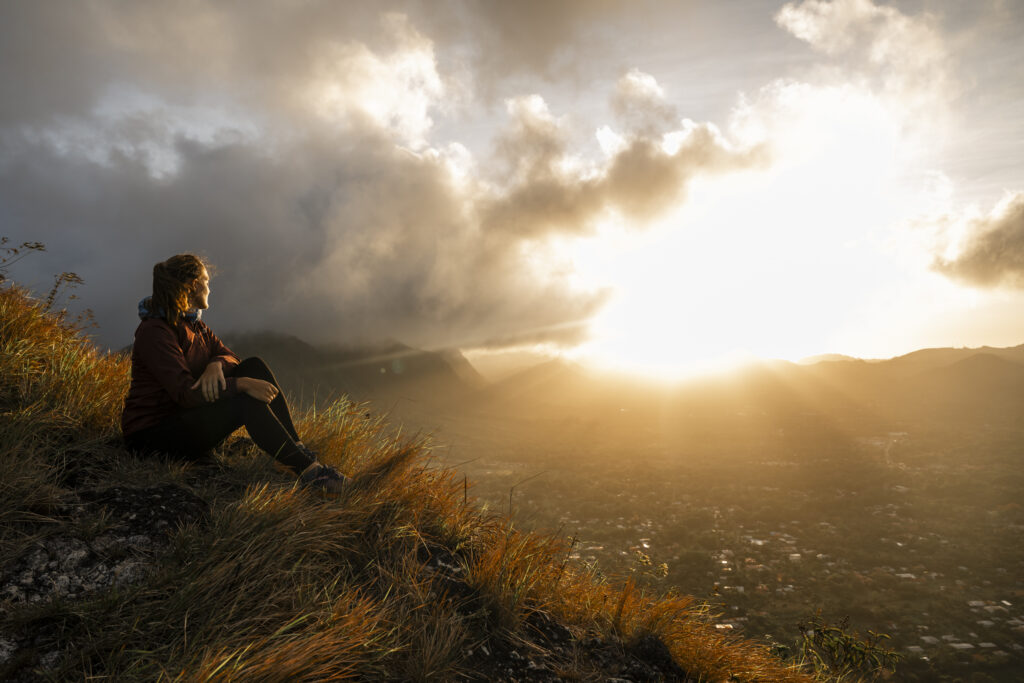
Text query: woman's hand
191 362 227 402
237 377 279 404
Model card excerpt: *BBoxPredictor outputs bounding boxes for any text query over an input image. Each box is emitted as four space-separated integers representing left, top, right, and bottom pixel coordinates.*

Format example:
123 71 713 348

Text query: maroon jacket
121 316 241 435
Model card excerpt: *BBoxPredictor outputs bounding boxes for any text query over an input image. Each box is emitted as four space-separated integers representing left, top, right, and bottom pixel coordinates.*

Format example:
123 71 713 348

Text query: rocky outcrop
1 484 207 607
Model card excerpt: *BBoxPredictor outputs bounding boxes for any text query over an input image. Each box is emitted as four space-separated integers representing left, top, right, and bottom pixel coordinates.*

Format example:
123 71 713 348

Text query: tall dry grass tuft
463 520 568 631
183 594 387 682
0 284 822 682
546 560 817 681
0 284 128 442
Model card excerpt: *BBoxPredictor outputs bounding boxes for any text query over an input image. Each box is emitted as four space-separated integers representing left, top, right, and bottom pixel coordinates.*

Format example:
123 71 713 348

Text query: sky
2 0 1023 379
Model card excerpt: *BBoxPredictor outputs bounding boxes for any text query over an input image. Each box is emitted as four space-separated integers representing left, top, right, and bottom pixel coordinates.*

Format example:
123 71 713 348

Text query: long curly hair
148 254 210 328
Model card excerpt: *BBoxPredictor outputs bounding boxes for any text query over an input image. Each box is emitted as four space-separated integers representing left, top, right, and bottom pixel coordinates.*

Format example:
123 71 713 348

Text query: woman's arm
191 361 227 402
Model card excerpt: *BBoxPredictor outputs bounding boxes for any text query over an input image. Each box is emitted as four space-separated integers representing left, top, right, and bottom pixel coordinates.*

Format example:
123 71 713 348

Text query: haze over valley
224 331 1024 680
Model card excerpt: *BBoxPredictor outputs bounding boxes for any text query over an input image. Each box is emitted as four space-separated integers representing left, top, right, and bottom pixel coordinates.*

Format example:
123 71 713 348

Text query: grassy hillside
0 284 827 681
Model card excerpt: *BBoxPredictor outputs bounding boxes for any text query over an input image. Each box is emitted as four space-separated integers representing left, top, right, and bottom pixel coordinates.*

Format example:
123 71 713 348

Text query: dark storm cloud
0 0 623 129
0 1 757 352
934 193 1024 289
0 1 392 127
0 121 609 350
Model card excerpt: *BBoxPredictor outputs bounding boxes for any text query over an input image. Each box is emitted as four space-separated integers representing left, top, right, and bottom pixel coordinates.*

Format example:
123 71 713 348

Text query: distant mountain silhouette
472 359 665 417
924 353 1024 398
204 334 1024 432
477 359 590 407
886 344 1024 375
896 353 1024 422
797 353 862 364
221 331 483 409
468 343 1024 432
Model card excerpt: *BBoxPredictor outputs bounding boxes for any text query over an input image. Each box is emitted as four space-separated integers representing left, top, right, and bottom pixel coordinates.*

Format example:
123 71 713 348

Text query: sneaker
296 444 318 465
298 461 350 495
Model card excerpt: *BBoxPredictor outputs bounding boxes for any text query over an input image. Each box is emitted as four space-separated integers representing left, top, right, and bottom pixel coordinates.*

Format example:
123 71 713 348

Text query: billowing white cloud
776 0 956 114
303 13 444 148
610 69 679 138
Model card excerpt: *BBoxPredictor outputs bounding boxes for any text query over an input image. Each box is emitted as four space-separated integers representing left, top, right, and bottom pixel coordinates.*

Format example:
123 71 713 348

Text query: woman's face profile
190 267 211 310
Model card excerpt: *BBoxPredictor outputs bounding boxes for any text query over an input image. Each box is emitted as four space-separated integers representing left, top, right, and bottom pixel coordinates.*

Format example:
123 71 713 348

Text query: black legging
124 357 314 473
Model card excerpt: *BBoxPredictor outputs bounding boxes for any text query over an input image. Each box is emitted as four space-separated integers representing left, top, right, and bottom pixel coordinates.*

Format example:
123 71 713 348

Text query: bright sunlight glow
564 81 941 380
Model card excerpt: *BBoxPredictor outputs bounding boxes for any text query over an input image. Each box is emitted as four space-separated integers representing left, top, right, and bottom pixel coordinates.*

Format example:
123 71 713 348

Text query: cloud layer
0 1 756 351
5 0 1017 362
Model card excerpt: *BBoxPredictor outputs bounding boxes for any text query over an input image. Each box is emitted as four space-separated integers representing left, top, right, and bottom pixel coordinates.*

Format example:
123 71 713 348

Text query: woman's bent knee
234 356 273 380
239 392 275 417
238 356 270 370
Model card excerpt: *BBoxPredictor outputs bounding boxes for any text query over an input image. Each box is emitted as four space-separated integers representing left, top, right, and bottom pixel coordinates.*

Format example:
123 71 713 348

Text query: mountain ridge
218 332 1024 432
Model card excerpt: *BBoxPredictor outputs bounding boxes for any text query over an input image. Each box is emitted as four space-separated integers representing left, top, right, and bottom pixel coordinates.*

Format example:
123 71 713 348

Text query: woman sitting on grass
121 253 348 494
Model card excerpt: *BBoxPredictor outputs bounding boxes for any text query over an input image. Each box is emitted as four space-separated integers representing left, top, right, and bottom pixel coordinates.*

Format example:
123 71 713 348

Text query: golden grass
0 284 128 439
0 284 823 682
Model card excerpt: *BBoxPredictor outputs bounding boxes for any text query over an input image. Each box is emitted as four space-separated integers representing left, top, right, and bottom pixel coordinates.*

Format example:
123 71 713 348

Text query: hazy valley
227 333 1024 681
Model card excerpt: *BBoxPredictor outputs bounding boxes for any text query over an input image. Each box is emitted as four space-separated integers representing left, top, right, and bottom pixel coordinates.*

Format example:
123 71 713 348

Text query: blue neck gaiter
138 297 201 322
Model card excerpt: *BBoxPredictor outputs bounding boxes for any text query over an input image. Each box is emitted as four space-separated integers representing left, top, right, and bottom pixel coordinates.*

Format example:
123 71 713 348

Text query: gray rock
0 637 16 667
